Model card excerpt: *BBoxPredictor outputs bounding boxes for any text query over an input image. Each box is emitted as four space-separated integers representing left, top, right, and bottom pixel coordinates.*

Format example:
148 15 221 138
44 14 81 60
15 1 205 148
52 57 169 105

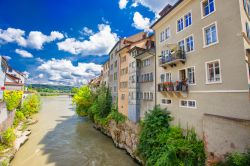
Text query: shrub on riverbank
21 94 41 117
4 90 23 111
13 110 26 127
216 151 250 166
73 86 93 116
0 128 16 147
74 85 125 125
138 106 206 166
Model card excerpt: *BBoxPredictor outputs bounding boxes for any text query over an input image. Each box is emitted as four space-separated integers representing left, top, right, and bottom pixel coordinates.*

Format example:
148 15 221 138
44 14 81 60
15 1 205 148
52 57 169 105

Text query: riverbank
94 120 143 165
0 118 37 165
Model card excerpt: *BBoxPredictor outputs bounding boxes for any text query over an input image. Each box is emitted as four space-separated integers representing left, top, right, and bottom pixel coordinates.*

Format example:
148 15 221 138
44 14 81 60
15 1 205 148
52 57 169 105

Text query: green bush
4 90 23 111
13 110 26 127
217 151 250 166
107 110 126 124
1 128 16 147
21 94 41 117
138 106 205 166
73 86 93 116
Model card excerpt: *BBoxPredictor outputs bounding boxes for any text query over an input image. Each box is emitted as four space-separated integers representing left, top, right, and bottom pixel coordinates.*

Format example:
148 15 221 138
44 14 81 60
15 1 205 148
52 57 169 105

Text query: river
11 96 138 166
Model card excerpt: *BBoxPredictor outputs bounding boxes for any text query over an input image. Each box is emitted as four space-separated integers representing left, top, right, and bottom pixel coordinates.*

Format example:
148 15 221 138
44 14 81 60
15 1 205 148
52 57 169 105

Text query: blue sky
0 0 177 86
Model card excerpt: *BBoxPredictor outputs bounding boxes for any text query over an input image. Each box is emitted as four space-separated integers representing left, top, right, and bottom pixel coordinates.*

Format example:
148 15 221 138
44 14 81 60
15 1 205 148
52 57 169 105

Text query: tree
73 85 93 116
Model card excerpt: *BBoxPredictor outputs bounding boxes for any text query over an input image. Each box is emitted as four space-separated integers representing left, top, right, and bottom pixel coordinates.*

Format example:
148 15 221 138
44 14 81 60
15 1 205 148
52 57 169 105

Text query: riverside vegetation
73 85 205 165
0 90 41 165
73 85 250 166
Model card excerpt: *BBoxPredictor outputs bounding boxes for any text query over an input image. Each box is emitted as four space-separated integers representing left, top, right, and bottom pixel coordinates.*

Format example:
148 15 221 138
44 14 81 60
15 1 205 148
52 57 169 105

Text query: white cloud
37 58 102 86
132 12 151 31
119 0 129 9
38 73 44 78
0 28 64 50
26 31 64 49
132 0 178 14
36 57 45 63
0 28 26 46
57 24 119 56
15 49 33 58
80 27 94 36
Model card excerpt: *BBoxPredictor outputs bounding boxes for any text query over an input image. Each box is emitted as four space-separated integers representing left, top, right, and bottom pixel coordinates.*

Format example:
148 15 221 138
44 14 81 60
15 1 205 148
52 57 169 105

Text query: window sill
205 81 222 85
203 41 219 49
201 11 215 20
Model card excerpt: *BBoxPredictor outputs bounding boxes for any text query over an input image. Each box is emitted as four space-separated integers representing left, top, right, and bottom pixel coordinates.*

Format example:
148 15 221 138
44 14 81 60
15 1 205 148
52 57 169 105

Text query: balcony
158 81 188 98
159 50 186 68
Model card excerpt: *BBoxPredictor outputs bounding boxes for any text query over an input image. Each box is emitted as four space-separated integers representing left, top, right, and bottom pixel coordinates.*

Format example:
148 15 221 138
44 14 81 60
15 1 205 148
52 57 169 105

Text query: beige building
128 34 156 122
101 60 109 86
152 0 250 160
117 32 147 117
109 41 120 104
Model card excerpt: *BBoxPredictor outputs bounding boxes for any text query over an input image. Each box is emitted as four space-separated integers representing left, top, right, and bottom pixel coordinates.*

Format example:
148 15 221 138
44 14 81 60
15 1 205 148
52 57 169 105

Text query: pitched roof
151 0 183 29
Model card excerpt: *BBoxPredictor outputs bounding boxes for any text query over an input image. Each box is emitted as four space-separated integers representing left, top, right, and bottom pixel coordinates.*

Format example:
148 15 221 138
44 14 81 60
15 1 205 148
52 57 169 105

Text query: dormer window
131 49 138 57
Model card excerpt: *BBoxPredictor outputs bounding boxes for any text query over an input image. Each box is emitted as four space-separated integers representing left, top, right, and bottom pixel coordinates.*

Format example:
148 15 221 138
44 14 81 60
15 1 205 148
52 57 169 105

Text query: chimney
159 4 172 17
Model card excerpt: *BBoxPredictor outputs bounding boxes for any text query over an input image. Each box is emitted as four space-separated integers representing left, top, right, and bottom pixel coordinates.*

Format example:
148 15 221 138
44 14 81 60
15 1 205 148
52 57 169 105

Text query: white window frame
176 11 192 34
200 0 216 19
205 59 222 84
179 100 197 109
185 35 195 53
177 34 195 54
160 31 165 43
165 26 171 40
177 18 184 33
166 73 172 82
178 66 196 85
184 12 192 28
202 22 219 48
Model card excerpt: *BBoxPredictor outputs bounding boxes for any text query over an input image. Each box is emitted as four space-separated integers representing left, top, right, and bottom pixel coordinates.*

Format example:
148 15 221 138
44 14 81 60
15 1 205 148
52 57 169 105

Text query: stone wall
203 114 250 164
0 102 15 132
94 120 143 164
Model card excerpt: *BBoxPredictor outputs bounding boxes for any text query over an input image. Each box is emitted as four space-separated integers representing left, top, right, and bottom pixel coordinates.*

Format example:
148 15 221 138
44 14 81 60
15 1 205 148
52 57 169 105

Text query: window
111 54 113 60
184 12 192 27
177 18 184 32
121 67 128 75
121 56 126 63
160 31 165 42
186 36 194 52
114 61 117 68
120 81 128 88
142 92 153 101
202 0 215 17
204 23 218 46
142 59 150 67
114 72 117 80
180 100 187 107
178 40 185 51
160 74 165 83
131 50 137 57
187 67 195 84
162 99 171 105
166 73 171 82
121 94 125 100
165 27 171 40
111 64 113 70
246 22 250 40
206 60 221 83
180 100 197 108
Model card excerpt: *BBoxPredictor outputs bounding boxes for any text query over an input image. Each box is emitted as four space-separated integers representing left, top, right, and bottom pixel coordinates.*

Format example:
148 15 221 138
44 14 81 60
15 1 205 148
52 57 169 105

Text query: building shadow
38 115 138 166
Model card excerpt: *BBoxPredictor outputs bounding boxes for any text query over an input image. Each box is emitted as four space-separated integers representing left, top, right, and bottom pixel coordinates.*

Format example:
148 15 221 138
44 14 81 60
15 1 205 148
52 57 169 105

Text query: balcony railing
159 50 186 67
158 81 188 97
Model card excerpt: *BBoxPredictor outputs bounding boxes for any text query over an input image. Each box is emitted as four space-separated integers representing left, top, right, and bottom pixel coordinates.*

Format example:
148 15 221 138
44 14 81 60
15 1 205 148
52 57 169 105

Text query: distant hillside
27 84 75 93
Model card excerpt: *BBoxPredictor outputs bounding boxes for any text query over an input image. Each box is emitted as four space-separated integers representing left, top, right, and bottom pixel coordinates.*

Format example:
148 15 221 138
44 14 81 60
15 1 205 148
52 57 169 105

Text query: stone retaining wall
0 102 15 132
94 120 143 164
